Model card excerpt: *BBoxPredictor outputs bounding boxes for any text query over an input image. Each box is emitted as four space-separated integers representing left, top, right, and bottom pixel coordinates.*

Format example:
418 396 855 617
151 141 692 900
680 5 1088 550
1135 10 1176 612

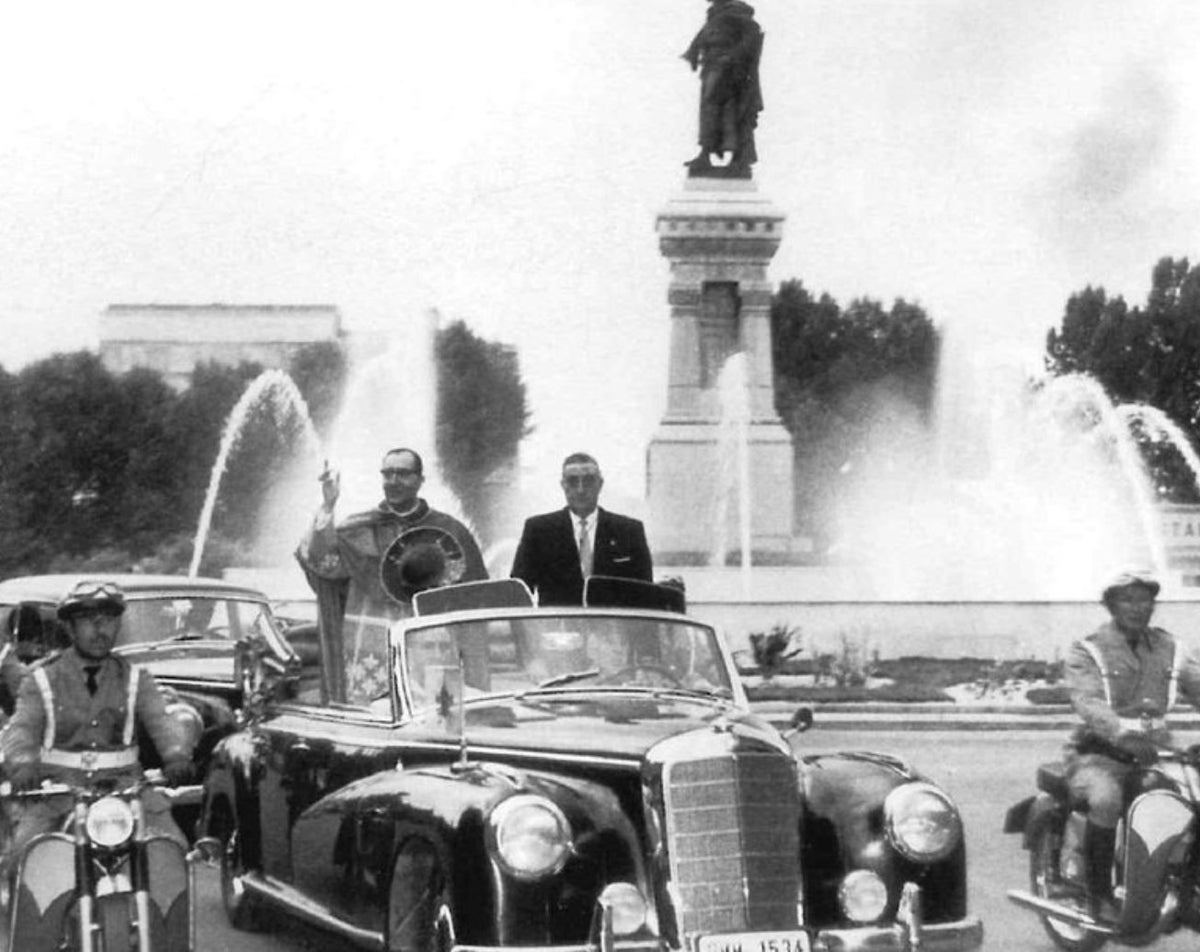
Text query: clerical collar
384 498 426 519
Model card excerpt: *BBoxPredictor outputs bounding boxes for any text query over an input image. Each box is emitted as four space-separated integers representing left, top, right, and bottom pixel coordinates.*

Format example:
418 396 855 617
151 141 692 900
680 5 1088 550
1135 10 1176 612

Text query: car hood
402 690 788 764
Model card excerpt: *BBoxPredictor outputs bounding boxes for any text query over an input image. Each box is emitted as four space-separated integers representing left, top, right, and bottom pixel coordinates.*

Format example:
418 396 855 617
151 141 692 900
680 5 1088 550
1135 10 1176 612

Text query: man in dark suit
511 452 653 605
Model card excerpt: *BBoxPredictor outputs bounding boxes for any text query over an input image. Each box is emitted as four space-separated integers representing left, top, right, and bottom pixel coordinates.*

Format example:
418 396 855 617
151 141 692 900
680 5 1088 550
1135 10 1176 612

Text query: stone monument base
647 418 795 560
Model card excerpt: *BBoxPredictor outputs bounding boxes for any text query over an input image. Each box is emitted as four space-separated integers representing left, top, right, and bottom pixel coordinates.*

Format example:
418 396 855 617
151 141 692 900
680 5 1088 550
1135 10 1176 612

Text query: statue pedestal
647 420 796 561
646 177 795 562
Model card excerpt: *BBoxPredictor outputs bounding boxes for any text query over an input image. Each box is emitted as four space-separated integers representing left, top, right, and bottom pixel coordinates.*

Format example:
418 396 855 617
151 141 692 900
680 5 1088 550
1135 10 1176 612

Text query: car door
254 697 403 918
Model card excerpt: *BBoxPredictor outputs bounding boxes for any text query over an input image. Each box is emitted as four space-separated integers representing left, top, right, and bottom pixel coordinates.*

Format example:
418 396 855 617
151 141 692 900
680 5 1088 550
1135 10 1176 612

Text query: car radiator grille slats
663 752 801 935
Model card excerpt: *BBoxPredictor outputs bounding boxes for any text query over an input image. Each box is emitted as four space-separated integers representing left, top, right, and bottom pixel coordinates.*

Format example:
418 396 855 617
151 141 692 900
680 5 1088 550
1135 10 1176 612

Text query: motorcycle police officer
1065 568 1200 910
0 580 196 877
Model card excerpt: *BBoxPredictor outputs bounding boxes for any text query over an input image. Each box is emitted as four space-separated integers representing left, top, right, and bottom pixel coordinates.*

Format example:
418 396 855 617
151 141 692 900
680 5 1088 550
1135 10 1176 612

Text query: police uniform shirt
1 649 191 770
1065 621 1200 741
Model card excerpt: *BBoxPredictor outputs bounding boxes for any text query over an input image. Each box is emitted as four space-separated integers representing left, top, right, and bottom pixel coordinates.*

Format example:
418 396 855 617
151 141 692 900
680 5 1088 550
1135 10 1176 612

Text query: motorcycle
2 772 219 952
1005 738 1200 950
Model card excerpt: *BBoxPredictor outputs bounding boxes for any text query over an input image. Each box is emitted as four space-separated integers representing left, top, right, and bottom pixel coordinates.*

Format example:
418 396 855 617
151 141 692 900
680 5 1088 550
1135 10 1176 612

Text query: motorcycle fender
1117 789 1195 935
1007 793 1062 848
1003 795 1035 835
146 835 191 949
8 833 76 952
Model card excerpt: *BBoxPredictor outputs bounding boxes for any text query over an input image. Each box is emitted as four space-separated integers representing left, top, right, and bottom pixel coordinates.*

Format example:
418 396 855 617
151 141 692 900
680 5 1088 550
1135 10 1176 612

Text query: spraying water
188 370 323 577
710 353 753 595
321 310 455 518
833 327 1177 600
1120 403 1200 494
188 310 474 583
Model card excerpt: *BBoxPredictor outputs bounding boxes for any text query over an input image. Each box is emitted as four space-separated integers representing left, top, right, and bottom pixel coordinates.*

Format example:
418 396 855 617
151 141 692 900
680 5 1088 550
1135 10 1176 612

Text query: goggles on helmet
58 581 126 619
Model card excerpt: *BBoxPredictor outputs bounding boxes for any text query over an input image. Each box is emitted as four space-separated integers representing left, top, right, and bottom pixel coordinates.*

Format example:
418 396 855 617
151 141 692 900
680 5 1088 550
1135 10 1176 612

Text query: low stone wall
672 566 1200 660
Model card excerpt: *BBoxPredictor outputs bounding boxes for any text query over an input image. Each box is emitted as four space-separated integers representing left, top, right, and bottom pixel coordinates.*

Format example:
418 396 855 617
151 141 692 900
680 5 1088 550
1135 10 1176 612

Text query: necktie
85 665 100 696
578 516 593 578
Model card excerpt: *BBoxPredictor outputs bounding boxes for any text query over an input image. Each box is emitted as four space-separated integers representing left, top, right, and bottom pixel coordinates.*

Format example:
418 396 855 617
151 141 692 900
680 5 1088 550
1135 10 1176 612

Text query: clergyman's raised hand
319 461 341 513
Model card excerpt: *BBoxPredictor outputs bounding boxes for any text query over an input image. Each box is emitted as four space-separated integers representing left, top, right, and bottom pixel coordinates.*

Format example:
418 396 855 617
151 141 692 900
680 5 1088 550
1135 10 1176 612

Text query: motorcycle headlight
885 782 961 862
489 794 572 880
85 796 136 849
839 869 889 923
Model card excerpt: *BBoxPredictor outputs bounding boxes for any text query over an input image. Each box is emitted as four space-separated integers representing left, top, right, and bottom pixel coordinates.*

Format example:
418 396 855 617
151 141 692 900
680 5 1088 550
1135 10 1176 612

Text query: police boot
1084 822 1117 917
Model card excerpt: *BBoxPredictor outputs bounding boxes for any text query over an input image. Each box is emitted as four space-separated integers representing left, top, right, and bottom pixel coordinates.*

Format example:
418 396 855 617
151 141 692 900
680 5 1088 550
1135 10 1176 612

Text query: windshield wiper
537 668 600 689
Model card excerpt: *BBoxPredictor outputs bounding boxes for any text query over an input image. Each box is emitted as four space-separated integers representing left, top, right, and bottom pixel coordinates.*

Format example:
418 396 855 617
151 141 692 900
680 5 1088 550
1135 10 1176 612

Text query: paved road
14 728 1200 951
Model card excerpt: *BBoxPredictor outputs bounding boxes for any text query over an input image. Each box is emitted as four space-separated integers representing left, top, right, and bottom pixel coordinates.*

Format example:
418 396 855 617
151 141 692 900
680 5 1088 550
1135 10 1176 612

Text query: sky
2 0 1198 510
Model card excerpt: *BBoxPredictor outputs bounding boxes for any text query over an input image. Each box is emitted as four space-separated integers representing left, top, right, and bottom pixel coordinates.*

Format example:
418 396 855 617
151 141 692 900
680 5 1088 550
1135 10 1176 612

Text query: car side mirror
233 636 273 724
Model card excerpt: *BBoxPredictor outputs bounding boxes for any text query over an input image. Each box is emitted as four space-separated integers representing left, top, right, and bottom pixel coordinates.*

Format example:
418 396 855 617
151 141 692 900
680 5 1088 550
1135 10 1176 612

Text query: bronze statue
682 0 764 179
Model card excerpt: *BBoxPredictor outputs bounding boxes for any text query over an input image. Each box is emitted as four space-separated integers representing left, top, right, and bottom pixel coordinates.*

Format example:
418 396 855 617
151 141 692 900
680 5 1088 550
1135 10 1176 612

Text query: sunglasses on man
563 475 600 488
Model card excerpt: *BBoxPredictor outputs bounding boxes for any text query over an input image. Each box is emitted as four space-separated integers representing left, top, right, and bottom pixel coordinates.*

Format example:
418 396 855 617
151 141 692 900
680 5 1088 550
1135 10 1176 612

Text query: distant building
99 304 342 390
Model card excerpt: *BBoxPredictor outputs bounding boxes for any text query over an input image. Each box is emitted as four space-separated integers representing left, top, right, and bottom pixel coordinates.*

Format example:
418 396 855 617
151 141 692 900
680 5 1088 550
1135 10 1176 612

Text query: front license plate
697 932 812 952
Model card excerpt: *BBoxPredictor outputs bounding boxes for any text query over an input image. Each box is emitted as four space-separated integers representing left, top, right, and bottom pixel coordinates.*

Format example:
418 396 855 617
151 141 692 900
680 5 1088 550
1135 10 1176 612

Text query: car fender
799 750 920 856
200 729 265 862
309 760 647 946
798 751 967 922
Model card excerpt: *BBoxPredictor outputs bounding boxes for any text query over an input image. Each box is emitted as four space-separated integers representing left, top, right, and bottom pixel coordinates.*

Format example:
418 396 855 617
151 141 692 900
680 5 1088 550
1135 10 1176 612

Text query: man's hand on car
1116 732 1159 766
163 758 196 787
5 762 40 793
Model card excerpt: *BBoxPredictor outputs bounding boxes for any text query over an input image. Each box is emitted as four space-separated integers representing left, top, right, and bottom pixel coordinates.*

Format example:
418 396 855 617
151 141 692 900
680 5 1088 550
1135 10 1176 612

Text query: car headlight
86 796 136 849
884 782 961 862
599 882 649 935
489 794 572 880
839 869 889 923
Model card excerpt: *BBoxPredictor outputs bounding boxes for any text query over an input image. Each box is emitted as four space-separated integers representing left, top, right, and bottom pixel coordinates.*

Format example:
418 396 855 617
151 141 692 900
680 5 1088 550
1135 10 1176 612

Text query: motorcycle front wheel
1030 825 1106 952
64 894 138 952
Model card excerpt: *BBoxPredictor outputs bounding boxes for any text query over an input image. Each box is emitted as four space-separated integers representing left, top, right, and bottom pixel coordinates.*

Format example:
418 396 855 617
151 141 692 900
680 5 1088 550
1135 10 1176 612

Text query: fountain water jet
710 353 753 596
321 310 461 520
190 310 478 591
1040 375 1169 575
1120 403 1200 494
189 369 323 578
676 319 1200 660
834 342 1176 601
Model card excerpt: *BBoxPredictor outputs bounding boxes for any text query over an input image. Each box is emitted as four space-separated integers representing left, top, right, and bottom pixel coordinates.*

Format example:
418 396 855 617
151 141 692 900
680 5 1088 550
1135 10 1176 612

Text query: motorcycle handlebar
1076 732 1200 767
0 769 166 801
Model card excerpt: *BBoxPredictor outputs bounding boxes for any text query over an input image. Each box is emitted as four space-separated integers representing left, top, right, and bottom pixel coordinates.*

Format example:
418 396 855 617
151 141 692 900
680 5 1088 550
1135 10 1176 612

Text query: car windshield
118 596 281 647
401 613 733 707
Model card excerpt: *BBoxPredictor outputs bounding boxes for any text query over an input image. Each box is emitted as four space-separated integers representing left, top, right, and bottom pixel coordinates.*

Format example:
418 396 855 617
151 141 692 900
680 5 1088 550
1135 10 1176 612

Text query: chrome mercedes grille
663 750 801 935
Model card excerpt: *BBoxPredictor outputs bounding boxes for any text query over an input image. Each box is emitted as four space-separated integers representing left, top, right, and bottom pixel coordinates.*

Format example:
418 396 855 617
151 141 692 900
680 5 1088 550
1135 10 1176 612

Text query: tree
0 363 22 574
434 320 531 536
770 280 940 550
2 353 184 571
288 340 348 438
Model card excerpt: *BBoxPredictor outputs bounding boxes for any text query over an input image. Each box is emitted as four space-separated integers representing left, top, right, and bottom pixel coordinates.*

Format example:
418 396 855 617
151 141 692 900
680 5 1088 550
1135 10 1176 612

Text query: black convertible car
200 578 982 952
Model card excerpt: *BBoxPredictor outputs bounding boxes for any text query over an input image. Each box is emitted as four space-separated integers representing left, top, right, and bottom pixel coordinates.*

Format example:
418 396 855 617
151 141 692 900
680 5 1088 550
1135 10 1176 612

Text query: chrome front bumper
813 880 981 952
454 881 983 952
811 917 984 952
451 917 985 952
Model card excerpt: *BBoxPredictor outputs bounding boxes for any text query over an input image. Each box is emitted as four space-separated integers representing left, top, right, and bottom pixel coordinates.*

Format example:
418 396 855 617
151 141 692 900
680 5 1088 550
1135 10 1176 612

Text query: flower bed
740 655 1069 705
